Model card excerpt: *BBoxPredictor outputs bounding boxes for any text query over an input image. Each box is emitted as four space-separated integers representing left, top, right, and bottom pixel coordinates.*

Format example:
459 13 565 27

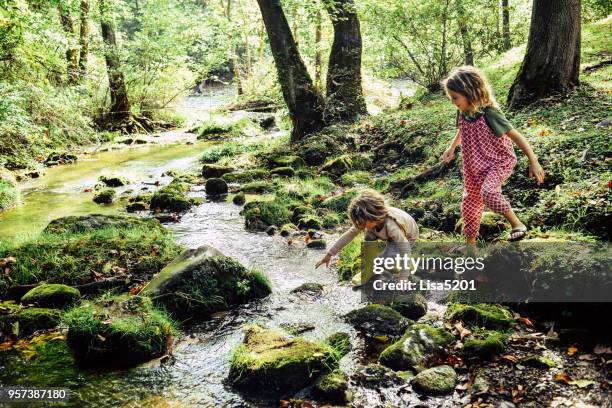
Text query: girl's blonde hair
442 66 499 114
348 189 389 229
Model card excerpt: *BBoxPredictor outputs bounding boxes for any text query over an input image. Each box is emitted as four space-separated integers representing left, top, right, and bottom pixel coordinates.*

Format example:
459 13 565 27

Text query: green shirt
456 107 514 137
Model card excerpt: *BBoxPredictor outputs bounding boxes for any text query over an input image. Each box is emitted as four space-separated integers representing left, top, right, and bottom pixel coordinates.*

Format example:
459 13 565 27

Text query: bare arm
315 227 361 269
442 129 461 163
506 128 545 185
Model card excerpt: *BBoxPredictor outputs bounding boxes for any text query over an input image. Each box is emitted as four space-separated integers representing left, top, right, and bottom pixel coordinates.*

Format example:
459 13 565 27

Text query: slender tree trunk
78 0 90 79
456 0 474 66
255 0 325 141
502 0 511 50
325 0 366 122
99 0 131 123
314 10 322 90
508 0 581 109
58 1 79 84
223 0 243 95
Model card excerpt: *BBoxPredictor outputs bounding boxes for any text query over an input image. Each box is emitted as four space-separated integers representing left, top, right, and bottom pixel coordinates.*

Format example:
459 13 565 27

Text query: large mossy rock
345 304 411 339
0 167 19 211
445 303 514 329
320 155 353 177
222 169 268 183
412 365 457 395
98 175 129 187
64 295 175 366
0 306 61 337
228 325 340 399
313 370 348 404
140 246 271 321
201 164 235 178
379 323 454 371
390 293 428 320
241 200 292 231
93 188 115 204
21 284 81 309
150 180 194 212
318 189 358 214
43 214 160 234
205 177 228 196
462 331 506 359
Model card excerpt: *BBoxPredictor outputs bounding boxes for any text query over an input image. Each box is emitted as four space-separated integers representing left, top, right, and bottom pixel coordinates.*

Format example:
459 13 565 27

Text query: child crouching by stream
315 189 419 287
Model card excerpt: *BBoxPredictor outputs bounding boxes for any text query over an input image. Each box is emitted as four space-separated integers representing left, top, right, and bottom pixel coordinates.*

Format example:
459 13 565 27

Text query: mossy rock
306 239 326 249
521 355 556 369
291 205 312 223
345 304 411 339
270 167 296 177
320 155 353 177
390 293 428 320
232 192 246 205
222 170 268 183
140 246 271 322
45 152 77 166
445 303 514 329
64 295 175 367
462 331 506 359
270 155 306 169
340 171 372 187
241 200 292 231
43 214 161 234
280 223 297 237
205 177 228 196
313 370 348 404
290 282 324 296
98 175 129 187
150 181 193 212
21 284 81 309
201 164 235 178
321 212 341 228
379 323 453 371
0 307 61 337
126 201 148 212
228 325 340 399
93 188 115 204
351 154 373 171
318 189 358 214
412 365 457 395
238 181 275 194
0 168 19 211
297 215 322 230
352 363 404 388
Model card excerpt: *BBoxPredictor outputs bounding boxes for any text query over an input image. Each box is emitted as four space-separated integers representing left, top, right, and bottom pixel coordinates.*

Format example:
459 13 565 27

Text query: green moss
313 370 348 404
201 164 235 178
196 118 258 140
93 188 115 204
64 295 177 366
325 332 351 357
150 180 193 212
379 323 453 371
240 199 293 231
270 167 296 177
521 355 556 369
462 331 506 358
390 293 428 320
228 325 340 399
0 169 19 211
317 189 358 215
296 214 322 230
98 175 129 187
0 219 183 291
445 303 514 330
43 214 158 234
345 304 411 339
222 169 268 183
21 284 81 309
340 171 373 187
320 155 353 176
238 181 275 193
412 365 457 395
0 307 61 337
337 236 363 281
269 155 306 169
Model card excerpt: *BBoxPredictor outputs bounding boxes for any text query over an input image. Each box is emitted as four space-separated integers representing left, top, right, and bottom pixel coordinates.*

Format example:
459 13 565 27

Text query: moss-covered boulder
352 363 404 388
462 331 506 359
64 295 175 367
318 189 358 214
379 323 454 371
241 200 292 231
445 303 514 329
222 169 268 183
150 180 193 212
345 304 411 339
297 215 322 230
126 201 148 212
0 167 19 211
201 164 235 178
270 155 306 169
238 181 275 194
232 192 246 205
0 306 61 337
320 155 353 176
412 365 457 395
340 171 372 187
280 223 297 237
228 325 340 399
43 214 161 234
313 370 348 404
390 293 428 320
205 177 228 196
290 282 324 296
21 284 81 309
98 175 129 187
270 167 296 177
93 188 115 204
140 246 271 321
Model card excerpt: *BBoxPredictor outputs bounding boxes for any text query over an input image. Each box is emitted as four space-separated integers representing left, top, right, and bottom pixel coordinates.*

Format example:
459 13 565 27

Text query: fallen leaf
502 355 520 364
454 321 472 340
554 372 572 384
83 188 93 193
569 379 596 388
567 346 578 356
0 340 15 350
518 317 534 327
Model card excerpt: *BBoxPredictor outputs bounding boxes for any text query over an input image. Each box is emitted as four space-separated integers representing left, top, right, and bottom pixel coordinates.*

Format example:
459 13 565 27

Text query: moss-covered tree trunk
58 1 79 85
325 0 366 122
78 0 90 79
255 0 325 142
501 0 511 50
99 0 131 124
508 0 581 109
456 0 474 66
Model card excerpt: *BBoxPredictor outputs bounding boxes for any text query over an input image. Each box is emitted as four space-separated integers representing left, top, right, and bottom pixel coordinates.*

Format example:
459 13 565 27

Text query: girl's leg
462 178 484 243
481 168 526 229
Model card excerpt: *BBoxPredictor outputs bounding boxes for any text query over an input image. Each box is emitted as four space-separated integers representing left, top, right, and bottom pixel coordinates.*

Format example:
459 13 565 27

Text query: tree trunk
78 0 90 79
223 0 243 95
457 0 474 66
314 9 322 90
502 0 511 50
100 0 131 123
58 1 79 84
324 0 366 122
508 0 581 109
255 0 325 141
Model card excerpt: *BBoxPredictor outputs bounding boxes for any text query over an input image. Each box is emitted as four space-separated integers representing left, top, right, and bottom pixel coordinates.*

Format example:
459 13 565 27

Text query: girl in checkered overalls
441 66 545 243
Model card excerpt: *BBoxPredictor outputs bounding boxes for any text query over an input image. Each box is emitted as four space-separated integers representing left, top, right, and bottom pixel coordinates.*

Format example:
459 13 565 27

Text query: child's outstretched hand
441 147 455 163
315 254 332 269
529 160 545 185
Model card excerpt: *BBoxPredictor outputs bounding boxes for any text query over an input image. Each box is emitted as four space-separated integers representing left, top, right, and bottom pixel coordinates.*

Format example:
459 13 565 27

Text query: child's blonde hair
348 189 389 230
442 66 499 114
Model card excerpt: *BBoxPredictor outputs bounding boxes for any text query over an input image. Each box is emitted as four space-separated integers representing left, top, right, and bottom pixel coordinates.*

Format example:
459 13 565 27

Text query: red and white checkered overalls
459 114 517 238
